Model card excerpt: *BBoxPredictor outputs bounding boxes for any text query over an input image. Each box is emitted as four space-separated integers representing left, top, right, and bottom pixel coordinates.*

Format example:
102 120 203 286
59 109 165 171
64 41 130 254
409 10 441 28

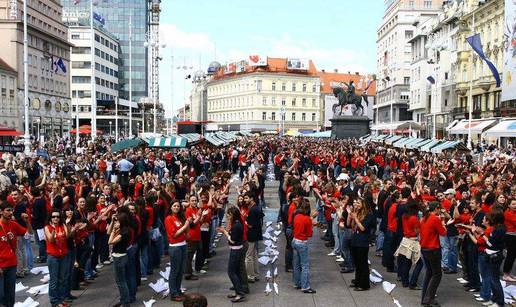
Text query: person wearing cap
440 188 459 274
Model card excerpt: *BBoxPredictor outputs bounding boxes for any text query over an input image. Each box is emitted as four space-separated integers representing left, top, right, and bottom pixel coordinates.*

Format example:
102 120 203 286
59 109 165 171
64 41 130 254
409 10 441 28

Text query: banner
224 63 236 74
502 0 516 101
236 60 247 73
287 58 309 70
248 55 267 66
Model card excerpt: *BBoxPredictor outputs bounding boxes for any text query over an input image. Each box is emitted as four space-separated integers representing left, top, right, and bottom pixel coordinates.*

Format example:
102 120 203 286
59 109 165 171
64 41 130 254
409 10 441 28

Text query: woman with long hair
217 205 246 303
165 200 191 302
45 209 70 307
108 210 132 307
503 199 516 282
292 198 316 294
349 198 375 291
420 201 447 307
483 209 506 307
184 194 206 279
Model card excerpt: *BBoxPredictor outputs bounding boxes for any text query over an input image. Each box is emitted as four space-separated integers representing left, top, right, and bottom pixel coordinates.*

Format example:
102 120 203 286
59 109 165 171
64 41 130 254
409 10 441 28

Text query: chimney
334 69 338 73
321 69 325 73
348 71 351 74
355 72 360 75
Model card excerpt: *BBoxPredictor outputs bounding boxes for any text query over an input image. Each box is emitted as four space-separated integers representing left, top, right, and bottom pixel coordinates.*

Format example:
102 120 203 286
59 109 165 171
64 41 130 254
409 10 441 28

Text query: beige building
0 58 18 129
0 0 72 137
374 0 442 133
206 58 320 132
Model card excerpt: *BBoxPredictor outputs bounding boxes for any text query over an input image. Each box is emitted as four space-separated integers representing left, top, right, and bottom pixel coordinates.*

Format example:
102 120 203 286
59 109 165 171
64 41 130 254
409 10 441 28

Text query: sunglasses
51 216 60 218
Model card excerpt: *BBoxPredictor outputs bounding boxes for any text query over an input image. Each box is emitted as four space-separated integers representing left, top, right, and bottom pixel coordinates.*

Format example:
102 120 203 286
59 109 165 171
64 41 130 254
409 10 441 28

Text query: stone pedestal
330 116 371 139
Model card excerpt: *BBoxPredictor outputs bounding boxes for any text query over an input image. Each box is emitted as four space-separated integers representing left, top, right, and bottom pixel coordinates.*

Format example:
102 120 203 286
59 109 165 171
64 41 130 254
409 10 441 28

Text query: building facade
374 0 442 133
0 59 18 129
0 0 72 137
206 58 321 132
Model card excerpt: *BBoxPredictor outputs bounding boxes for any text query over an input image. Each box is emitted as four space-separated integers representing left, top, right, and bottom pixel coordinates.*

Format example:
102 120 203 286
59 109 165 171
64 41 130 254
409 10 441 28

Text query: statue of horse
332 86 369 116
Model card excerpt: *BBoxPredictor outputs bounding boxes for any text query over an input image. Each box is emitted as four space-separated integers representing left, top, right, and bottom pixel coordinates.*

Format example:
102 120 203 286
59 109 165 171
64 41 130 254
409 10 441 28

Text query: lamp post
466 13 476 150
136 122 140 137
124 121 128 138
23 0 30 155
143 34 166 135
109 120 112 137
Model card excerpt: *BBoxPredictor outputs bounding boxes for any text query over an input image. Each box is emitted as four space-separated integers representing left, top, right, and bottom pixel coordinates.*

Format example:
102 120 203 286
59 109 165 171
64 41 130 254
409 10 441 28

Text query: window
302 98 306 107
444 72 449 80
312 113 316 121
71 34 80 39
302 83 307 92
312 84 317 92
424 1 432 8
272 82 276 91
404 77 410 85
271 97 276 105
312 99 316 107
473 95 481 111
72 47 91 54
262 97 267 105
271 112 276 121
302 113 306 121
291 113 296 121
256 80 262 91
282 83 286 91
281 98 286 106
262 112 266 120
72 76 91 83
95 34 100 42
405 30 413 40
281 113 285 120
409 0 414 8
292 98 296 106
493 91 501 109
292 83 296 91
72 61 91 69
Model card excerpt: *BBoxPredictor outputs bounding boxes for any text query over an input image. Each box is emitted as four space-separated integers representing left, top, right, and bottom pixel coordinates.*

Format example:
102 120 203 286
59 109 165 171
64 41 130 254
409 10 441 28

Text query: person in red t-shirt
0 201 30 307
184 195 207 279
420 202 446 306
45 209 71 307
165 201 192 302
292 199 315 293
503 199 516 282
396 201 423 289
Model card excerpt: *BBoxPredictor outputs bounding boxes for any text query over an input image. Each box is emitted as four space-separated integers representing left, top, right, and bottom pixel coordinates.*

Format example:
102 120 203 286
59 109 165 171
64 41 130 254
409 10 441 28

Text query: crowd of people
0 134 513 307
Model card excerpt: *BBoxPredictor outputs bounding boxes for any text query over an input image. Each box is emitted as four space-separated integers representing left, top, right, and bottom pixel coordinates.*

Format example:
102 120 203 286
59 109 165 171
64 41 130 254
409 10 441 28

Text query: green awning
111 138 147 153
147 137 188 148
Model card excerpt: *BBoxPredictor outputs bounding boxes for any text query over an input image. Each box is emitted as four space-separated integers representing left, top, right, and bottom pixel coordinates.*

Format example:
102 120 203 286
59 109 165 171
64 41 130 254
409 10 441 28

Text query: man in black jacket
31 187 47 263
244 194 264 282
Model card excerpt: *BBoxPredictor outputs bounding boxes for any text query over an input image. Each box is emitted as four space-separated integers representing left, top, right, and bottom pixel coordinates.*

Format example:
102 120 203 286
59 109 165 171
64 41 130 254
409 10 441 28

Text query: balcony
451 106 467 118
500 101 516 117
457 50 470 63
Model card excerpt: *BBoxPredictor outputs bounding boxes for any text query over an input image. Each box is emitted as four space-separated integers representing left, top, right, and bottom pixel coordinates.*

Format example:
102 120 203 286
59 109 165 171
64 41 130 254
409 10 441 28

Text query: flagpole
129 13 132 138
467 12 475 150
23 0 30 155
90 0 97 140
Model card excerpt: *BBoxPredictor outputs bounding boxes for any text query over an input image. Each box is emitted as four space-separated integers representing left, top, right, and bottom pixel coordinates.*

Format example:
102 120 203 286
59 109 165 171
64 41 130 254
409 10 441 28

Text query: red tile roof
0 58 16 74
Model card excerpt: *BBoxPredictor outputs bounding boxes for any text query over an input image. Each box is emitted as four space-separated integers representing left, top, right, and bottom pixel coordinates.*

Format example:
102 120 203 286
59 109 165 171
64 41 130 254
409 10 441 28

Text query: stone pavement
12 177 507 307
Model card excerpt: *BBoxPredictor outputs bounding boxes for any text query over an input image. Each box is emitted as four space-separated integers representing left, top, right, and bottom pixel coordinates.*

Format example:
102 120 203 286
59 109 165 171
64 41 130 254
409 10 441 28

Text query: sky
158 0 384 118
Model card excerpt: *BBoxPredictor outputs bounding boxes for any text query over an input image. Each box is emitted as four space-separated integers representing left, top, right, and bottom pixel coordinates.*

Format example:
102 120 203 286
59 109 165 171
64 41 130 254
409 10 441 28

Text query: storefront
483 119 516 147
448 118 498 143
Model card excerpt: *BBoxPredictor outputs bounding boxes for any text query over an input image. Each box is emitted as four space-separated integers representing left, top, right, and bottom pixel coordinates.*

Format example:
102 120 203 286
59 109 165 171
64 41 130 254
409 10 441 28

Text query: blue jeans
85 233 95 279
339 228 354 270
316 199 325 225
48 255 67 305
0 266 16 307
63 248 75 299
487 257 505 306
478 253 492 301
399 254 423 287
113 254 130 305
23 237 34 270
382 231 396 271
126 244 138 302
375 219 384 252
168 245 187 297
440 236 458 271
209 217 218 254
292 239 311 290
466 241 480 289
140 241 151 277
332 215 340 254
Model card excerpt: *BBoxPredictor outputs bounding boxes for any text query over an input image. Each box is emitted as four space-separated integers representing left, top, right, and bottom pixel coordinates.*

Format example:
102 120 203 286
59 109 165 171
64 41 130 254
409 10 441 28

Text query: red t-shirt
477 226 492 252
145 206 154 230
420 214 446 249
441 199 452 212
481 203 493 214
402 215 420 238
45 224 68 258
165 215 186 244
505 209 516 233
0 220 26 268
288 202 297 225
293 214 313 241
387 203 398 232
185 207 201 241
96 204 108 232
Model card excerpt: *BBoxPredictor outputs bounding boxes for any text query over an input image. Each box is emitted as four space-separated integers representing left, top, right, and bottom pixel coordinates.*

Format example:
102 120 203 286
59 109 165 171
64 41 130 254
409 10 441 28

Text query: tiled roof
0 58 16 74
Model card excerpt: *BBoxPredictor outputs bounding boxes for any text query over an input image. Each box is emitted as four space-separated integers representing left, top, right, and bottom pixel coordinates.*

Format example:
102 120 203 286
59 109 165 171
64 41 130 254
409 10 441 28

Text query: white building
374 0 442 133
0 59 17 129
68 25 139 137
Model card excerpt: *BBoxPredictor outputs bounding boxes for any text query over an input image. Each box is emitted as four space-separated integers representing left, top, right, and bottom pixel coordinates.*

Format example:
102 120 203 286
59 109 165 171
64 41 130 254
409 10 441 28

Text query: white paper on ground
15 282 28 292
265 282 272 294
14 297 39 307
270 244 277 249
149 278 169 293
370 274 382 283
160 267 170 280
143 299 156 307
382 281 396 294
27 284 49 295
274 267 278 276
258 256 270 266
271 256 278 264
265 270 271 279
266 221 272 227
274 230 282 236
30 266 49 275
39 274 50 284
36 229 45 241
393 298 402 307
263 232 271 239
265 226 274 234
270 236 278 242
263 240 272 246
273 282 279 295
371 269 382 279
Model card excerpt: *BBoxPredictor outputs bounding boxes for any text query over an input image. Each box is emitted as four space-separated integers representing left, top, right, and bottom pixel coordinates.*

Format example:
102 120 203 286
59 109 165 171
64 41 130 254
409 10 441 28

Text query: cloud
160 23 215 51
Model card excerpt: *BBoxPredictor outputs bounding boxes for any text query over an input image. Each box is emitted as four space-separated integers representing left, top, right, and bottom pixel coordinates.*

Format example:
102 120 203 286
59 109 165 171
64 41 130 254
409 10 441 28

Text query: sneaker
103 260 111 265
95 264 104 270
336 257 344 262
141 277 148 281
481 301 493 306
328 252 336 256
474 294 481 298
487 304 500 307
475 297 487 302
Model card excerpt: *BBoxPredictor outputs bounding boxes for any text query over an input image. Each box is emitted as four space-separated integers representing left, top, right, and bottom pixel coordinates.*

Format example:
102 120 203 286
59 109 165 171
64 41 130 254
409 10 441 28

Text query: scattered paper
36 229 45 241
15 282 28 293
273 282 279 295
382 281 396 294
263 232 271 239
367 259 371 265
371 269 382 279
27 284 49 295
271 256 278 264
266 270 272 279
143 299 156 307
258 256 270 266
265 282 272 294
160 267 170 280
266 221 272 227
149 278 169 293
14 297 39 307
270 236 278 242
30 266 49 275
393 298 402 307
370 274 382 283
39 274 50 284
264 240 272 247
270 244 277 249
274 267 278 277
274 230 282 236
265 226 274 233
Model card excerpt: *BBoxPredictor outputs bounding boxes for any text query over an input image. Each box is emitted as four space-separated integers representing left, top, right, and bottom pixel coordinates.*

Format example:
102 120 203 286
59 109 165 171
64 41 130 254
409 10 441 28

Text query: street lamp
143 34 166 135
109 120 112 137
136 122 140 137
22 0 29 155
124 121 128 138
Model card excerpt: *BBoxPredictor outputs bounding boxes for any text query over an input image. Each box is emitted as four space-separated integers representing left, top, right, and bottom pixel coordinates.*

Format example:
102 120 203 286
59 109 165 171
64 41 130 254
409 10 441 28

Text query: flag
56 58 67 73
466 33 501 87
93 12 105 25
427 76 436 84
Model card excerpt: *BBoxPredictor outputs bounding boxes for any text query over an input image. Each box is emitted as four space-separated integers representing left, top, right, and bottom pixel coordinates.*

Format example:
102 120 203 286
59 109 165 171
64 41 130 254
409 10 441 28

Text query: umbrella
111 138 147 153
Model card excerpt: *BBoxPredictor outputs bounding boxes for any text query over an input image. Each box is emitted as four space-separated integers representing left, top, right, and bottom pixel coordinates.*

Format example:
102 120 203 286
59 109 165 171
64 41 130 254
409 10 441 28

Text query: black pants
200 231 210 263
239 242 249 292
186 241 203 276
285 230 293 271
92 231 109 269
228 249 245 296
421 249 442 305
351 245 370 289
382 231 396 271
503 234 516 274
72 243 91 290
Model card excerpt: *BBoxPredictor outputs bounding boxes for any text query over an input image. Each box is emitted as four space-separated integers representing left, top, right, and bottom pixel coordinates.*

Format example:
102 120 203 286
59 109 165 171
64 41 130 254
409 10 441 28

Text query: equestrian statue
332 80 372 117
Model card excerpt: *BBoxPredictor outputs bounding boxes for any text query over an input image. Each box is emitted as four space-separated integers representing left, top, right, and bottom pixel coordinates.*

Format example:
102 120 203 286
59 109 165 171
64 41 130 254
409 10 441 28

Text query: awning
404 138 425 149
147 137 187 148
0 125 23 137
420 139 442 152
445 119 459 131
448 119 497 135
285 130 301 136
385 135 403 145
205 135 225 146
179 133 202 144
393 137 417 148
410 139 434 149
111 138 147 153
482 120 516 138
304 131 332 138
431 141 470 153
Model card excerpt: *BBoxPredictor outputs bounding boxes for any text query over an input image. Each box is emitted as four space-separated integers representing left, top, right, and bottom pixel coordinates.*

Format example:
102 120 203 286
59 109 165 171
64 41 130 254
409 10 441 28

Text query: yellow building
452 0 504 122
